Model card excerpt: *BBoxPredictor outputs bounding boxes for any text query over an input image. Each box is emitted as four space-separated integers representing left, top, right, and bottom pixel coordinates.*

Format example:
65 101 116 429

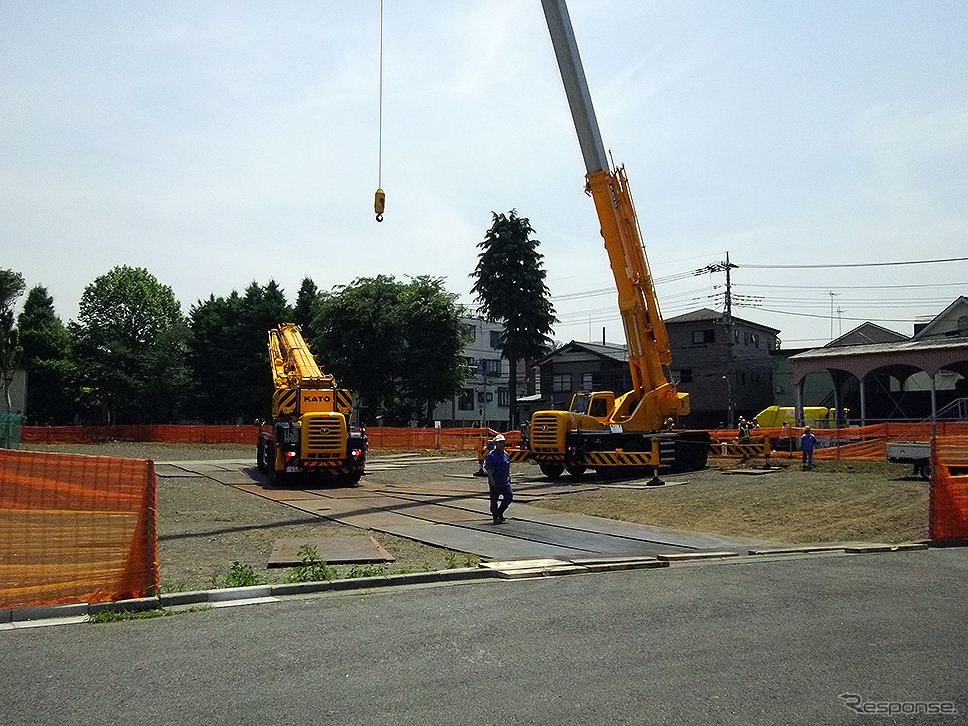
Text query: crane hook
374 188 385 223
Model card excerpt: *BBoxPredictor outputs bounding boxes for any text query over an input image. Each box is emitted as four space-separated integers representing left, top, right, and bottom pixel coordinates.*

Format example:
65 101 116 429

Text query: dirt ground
22 442 930 593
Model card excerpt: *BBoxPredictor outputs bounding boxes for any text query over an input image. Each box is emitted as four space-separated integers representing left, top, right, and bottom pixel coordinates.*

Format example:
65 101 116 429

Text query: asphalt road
2 548 966 725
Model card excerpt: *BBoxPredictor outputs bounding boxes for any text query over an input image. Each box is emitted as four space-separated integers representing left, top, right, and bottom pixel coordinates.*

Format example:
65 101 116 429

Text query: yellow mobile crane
257 323 366 485
523 0 710 479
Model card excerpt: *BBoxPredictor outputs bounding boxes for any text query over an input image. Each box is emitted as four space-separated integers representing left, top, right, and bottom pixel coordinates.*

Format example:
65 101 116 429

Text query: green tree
0 270 26 413
16 285 74 424
72 266 189 423
471 211 557 427
397 276 469 425
311 275 468 426
187 292 245 423
293 277 320 330
312 276 404 425
187 281 292 423
238 280 292 421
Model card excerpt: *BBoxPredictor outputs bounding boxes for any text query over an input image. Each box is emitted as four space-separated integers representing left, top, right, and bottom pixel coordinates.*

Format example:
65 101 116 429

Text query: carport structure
791 337 968 425
790 298 968 425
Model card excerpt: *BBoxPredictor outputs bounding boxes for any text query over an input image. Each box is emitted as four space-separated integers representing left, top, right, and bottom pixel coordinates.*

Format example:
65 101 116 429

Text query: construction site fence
709 421 968 461
18 422 968 460
20 424 497 452
931 436 968 541
0 449 158 610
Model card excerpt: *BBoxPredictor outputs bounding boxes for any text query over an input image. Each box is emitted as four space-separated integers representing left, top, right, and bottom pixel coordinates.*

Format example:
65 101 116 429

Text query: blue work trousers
489 482 513 518
802 449 814 469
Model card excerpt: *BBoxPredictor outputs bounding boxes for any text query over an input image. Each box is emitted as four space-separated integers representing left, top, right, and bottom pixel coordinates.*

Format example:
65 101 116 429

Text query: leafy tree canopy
312 275 468 425
17 286 74 424
72 266 189 423
470 210 557 426
0 269 26 413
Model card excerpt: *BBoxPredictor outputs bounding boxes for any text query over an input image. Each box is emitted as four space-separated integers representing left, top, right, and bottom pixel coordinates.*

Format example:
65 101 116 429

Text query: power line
732 281 966 291
738 256 968 270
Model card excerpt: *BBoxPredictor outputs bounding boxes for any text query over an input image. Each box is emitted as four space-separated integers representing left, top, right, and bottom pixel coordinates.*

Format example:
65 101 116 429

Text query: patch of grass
346 563 385 579
88 608 173 624
212 561 263 589
287 545 335 583
445 552 479 569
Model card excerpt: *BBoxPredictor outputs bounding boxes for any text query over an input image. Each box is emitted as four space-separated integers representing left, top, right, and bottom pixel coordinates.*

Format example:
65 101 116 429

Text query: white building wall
430 318 510 428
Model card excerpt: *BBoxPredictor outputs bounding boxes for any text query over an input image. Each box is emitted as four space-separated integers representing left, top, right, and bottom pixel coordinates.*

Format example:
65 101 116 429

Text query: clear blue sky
4 1 967 348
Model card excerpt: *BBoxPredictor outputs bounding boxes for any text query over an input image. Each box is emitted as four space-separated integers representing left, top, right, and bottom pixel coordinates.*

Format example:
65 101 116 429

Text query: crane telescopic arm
540 0 687 424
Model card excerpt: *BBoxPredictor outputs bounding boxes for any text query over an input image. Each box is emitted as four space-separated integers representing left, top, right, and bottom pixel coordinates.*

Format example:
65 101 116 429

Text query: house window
465 324 477 341
692 329 714 344
674 369 693 383
959 315 968 337
498 389 509 407
458 389 475 411
490 330 501 348
485 359 501 377
553 373 573 393
581 372 596 390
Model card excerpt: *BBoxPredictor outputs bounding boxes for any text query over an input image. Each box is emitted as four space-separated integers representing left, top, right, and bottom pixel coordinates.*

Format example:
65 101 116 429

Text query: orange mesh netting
931 436 968 540
0 449 158 609
722 422 968 462
22 425 258 445
365 427 490 451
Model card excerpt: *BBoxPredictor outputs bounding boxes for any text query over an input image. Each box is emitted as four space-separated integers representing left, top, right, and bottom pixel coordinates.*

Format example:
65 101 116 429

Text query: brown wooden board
267 536 394 568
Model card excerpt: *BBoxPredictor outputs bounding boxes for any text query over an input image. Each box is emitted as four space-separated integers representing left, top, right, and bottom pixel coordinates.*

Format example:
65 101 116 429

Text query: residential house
529 309 780 429
665 309 780 428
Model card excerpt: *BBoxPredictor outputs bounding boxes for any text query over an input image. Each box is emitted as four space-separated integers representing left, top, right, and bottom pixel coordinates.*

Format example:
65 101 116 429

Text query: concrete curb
0 543 942 628
1 567 497 627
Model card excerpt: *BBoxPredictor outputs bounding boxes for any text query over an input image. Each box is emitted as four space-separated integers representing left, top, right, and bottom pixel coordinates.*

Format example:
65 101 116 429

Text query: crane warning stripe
0 449 157 610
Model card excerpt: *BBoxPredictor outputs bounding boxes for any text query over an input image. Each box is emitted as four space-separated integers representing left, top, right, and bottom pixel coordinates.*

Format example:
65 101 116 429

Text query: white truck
886 441 931 480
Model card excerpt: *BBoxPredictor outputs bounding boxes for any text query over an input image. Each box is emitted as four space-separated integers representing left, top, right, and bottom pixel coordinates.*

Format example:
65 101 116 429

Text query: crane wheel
539 462 565 480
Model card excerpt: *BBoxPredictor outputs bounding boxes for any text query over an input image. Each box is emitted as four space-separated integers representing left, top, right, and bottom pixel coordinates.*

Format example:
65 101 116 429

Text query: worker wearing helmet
483 434 513 524
800 426 818 470
664 417 676 430
738 417 752 442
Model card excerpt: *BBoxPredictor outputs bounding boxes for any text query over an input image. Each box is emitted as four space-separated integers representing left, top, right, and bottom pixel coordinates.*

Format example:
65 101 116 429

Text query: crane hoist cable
374 0 386 222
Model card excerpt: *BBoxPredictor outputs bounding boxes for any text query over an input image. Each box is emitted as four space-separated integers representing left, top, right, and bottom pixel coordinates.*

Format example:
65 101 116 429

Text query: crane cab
568 390 615 423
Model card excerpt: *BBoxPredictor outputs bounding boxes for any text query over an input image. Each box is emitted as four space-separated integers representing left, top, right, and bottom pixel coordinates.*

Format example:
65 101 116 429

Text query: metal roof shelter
790 297 968 424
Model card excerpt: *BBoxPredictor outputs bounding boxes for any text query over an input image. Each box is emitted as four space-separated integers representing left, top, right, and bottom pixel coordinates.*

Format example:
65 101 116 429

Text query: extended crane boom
515 0 709 479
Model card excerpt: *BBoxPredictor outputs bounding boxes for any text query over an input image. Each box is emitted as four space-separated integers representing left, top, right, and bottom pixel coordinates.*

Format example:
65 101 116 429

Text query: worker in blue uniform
483 434 513 524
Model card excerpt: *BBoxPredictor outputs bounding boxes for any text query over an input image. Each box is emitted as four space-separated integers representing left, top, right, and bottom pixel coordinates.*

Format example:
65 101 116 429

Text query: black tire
256 437 266 474
539 462 565 480
919 462 932 481
565 464 587 479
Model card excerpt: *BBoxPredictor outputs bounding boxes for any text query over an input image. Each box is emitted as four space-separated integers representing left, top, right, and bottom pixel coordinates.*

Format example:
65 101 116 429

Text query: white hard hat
493 434 506 443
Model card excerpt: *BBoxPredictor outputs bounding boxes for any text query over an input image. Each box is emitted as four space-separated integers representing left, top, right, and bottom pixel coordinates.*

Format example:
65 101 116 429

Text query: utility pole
723 251 737 427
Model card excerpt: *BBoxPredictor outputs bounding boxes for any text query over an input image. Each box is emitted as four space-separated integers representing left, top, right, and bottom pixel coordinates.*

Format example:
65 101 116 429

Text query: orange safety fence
712 422 968 462
19 422 968 462
0 449 157 610
931 436 968 541
22 425 259 445
21 424 493 450
364 427 493 451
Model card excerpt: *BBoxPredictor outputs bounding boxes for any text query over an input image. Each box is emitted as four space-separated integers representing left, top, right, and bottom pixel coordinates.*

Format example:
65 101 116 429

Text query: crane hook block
374 188 386 223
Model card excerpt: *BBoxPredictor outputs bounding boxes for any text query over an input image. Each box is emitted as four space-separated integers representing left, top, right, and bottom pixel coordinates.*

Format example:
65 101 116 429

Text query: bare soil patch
537 458 929 545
